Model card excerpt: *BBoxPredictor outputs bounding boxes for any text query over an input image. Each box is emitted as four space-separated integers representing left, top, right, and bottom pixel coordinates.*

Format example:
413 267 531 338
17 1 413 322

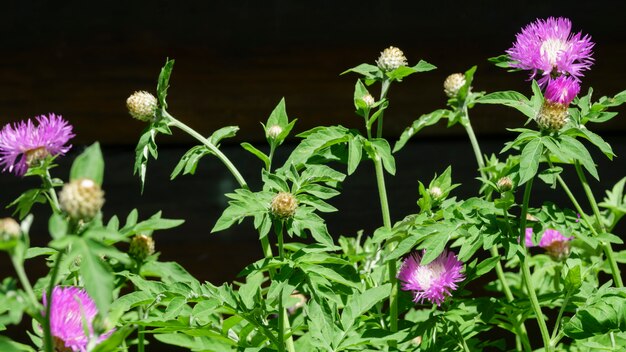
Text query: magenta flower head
0 114 74 176
525 228 574 260
43 286 113 352
507 17 594 86
536 75 580 131
397 250 465 306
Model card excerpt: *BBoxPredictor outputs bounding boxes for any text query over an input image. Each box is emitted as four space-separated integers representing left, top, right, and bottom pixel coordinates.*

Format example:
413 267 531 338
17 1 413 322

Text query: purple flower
0 114 74 176
525 228 574 260
43 286 112 352
544 75 580 105
507 17 594 86
397 250 464 306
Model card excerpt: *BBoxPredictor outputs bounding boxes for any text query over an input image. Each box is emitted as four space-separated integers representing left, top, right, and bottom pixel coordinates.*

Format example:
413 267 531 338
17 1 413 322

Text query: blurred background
1 0 625 348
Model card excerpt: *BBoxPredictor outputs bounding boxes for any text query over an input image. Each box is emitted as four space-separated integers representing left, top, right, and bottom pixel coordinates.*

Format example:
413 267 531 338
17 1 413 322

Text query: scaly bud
443 73 466 98
0 218 21 250
126 91 158 122
376 46 408 72
270 192 298 219
496 177 513 192
59 179 105 221
129 234 155 262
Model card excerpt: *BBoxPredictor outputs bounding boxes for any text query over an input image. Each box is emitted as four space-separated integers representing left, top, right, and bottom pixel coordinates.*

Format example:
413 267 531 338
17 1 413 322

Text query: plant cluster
1 16 626 352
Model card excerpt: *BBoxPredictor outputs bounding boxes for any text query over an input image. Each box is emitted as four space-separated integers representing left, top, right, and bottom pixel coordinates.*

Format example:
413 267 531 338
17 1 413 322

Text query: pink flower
397 250 464 306
525 228 574 260
43 286 112 352
544 75 580 105
507 17 594 86
0 114 74 176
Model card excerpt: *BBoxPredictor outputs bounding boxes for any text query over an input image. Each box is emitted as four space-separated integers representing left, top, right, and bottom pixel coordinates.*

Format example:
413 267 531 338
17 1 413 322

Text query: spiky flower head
59 179 105 222
397 250 465 306
270 192 298 219
129 234 155 261
44 286 113 352
525 228 573 260
507 17 594 86
362 94 376 108
267 125 283 140
126 91 158 122
443 73 466 98
0 114 74 176
376 46 408 72
536 76 580 132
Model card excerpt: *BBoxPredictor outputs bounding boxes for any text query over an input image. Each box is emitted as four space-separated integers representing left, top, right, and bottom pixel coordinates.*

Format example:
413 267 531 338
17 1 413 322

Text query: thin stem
376 79 391 139
268 144 276 172
574 161 604 231
43 252 64 352
43 170 61 214
166 112 248 190
137 312 145 352
461 106 486 181
274 222 294 352
550 290 572 343
10 254 38 308
549 161 623 287
518 178 552 352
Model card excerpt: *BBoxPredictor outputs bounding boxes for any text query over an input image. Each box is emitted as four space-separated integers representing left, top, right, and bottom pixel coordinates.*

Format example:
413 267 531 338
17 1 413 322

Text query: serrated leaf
157 59 175 109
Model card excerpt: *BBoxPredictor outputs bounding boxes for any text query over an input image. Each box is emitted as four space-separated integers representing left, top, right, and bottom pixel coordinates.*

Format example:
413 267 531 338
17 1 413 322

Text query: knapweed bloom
397 250 464 306
507 17 594 86
0 114 74 176
44 286 113 352
443 73 466 98
376 46 408 72
536 75 580 131
525 228 574 260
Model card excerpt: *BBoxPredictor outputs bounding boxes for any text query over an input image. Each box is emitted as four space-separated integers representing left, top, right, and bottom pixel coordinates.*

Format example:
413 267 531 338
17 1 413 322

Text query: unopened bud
443 73 466 98
59 179 105 221
362 94 375 108
496 177 513 192
270 192 298 219
267 125 283 139
536 101 568 132
0 218 21 249
126 91 158 122
376 46 408 72
429 186 443 199
129 234 155 262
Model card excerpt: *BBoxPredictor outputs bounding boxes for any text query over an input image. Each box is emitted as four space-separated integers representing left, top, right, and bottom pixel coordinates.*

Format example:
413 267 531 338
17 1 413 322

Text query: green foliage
69 142 105 185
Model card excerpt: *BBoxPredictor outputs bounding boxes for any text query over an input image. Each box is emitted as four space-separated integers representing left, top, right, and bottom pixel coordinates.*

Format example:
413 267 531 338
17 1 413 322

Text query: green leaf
394 109 450 152
0 336 36 352
475 257 499 277
7 189 45 219
241 142 270 170
210 126 239 146
571 127 614 160
386 60 437 81
282 126 351 170
70 142 105 186
560 135 599 180
477 91 535 118
340 284 391 332
341 63 382 81
518 138 544 185
48 213 68 240
73 237 114 314
157 59 175 109
347 136 363 175
563 288 626 339
369 138 396 175
170 145 210 180
266 98 289 127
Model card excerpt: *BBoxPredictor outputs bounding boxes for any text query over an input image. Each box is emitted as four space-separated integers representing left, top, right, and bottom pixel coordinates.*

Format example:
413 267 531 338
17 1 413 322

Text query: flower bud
429 186 443 199
59 179 105 221
0 218 21 240
443 73 466 98
362 94 375 108
496 177 513 192
126 91 158 122
267 125 283 139
376 46 408 72
129 234 155 262
536 76 580 132
270 192 298 219
536 101 569 132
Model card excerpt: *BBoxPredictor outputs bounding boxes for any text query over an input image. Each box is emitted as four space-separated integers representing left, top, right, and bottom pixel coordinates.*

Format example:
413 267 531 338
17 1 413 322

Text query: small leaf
241 142 270 170
477 91 535 118
394 109 450 152
156 59 175 109
210 126 239 146
70 142 105 185
518 138 544 185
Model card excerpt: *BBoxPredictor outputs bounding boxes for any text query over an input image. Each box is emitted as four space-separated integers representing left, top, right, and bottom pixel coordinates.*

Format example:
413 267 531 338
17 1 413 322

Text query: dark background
1 1 625 349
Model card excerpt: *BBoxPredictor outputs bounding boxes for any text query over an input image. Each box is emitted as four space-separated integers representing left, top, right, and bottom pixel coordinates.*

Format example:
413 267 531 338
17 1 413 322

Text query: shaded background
1 0 625 349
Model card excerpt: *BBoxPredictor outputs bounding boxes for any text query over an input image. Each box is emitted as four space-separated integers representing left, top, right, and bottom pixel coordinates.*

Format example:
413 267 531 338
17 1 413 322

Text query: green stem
376 79 391 139
461 107 486 181
166 112 248 190
518 178 552 352
549 161 623 287
10 254 38 308
268 144 277 172
137 313 145 352
274 222 295 352
574 162 604 230
550 290 572 343
43 170 61 214
43 252 64 352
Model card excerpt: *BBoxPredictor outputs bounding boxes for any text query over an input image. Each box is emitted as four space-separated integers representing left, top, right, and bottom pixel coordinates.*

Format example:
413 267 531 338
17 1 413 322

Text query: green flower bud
270 192 298 219
59 179 105 222
129 234 155 262
267 125 283 139
126 91 158 122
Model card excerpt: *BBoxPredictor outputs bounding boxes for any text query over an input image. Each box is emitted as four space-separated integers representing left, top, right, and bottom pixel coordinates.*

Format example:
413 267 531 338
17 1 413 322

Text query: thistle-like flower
397 250 465 306
376 46 408 72
44 286 113 352
525 228 573 260
270 192 298 219
507 17 594 86
59 179 105 222
443 73 466 98
0 114 74 176
129 234 155 261
126 91 158 122
536 75 580 131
